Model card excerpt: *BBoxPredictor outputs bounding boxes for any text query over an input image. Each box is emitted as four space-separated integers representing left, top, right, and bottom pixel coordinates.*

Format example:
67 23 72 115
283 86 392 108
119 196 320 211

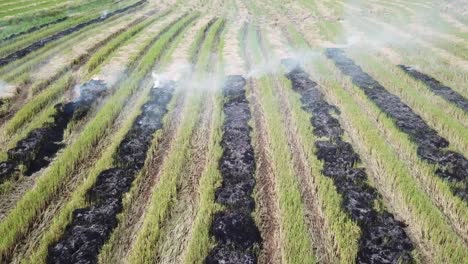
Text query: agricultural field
0 0 467 263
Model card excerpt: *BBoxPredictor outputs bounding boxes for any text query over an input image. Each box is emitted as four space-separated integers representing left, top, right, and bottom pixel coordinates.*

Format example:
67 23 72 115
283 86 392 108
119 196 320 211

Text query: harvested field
0 0 467 264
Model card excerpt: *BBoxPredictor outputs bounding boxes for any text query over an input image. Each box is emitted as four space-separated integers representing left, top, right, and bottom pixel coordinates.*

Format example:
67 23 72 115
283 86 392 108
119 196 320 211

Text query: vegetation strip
206 75 261 263
398 65 468 112
0 14 197 260
0 80 106 184
47 83 174 263
0 16 67 42
325 48 468 201
284 61 415 263
0 0 146 67
245 24 317 263
126 17 224 264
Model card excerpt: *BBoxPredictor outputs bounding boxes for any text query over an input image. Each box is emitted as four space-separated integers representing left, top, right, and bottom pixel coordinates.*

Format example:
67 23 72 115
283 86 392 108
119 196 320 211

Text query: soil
47 82 174 264
206 75 261 264
326 48 468 201
284 62 415 264
0 0 146 67
399 65 468 112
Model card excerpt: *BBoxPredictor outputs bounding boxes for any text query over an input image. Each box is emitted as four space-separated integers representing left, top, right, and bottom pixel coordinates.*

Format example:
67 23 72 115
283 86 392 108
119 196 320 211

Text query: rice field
0 0 467 263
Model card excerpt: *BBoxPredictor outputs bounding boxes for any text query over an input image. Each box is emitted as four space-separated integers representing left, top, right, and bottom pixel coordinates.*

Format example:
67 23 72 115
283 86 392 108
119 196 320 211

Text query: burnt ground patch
398 65 468 112
0 0 146 67
326 48 468 201
205 75 261 264
0 80 106 184
46 82 174 264
283 61 414 264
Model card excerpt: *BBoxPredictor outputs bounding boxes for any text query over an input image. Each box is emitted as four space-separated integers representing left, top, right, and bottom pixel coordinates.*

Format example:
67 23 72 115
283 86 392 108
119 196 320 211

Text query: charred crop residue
0 80 106 183
47 82 174 264
206 75 261 264
398 65 468 112
283 60 414 264
0 0 146 67
326 48 468 201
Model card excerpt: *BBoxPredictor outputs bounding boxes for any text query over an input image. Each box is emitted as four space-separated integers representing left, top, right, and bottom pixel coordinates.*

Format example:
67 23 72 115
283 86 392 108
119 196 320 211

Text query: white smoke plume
0 80 16 99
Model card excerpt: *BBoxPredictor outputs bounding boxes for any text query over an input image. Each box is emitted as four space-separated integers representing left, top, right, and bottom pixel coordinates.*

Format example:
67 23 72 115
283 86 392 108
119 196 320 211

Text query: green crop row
245 24 317 263
127 17 224 264
180 19 227 264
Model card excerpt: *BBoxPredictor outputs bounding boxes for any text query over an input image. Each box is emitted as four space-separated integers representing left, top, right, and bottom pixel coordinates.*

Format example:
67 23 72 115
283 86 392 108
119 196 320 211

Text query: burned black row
284 62 414 264
47 83 173 264
206 75 261 264
398 65 468 112
326 48 468 201
0 80 107 184
0 0 146 67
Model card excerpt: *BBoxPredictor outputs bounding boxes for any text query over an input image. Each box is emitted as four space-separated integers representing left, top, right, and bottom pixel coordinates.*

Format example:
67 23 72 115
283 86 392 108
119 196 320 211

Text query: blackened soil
206 75 261 264
398 65 468 112
284 62 414 264
0 0 146 67
0 80 106 184
47 83 174 264
326 48 468 201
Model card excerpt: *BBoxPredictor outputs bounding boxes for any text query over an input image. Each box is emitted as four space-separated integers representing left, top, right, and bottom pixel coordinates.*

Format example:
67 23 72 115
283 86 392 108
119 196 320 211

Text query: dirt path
260 25 337 263
247 78 282 264
270 75 338 263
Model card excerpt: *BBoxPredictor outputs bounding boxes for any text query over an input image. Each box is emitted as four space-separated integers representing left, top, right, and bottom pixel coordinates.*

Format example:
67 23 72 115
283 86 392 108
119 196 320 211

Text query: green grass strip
127 17 224 264
256 76 317 264
246 24 316 263
181 92 223 264
128 90 203 264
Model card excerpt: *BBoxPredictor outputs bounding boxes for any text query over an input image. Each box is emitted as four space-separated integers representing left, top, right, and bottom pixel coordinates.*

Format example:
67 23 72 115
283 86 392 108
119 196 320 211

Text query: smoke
152 61 193 88
240 47 320 79
152 60 225 93
0 80 15 98
100 10 109 19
